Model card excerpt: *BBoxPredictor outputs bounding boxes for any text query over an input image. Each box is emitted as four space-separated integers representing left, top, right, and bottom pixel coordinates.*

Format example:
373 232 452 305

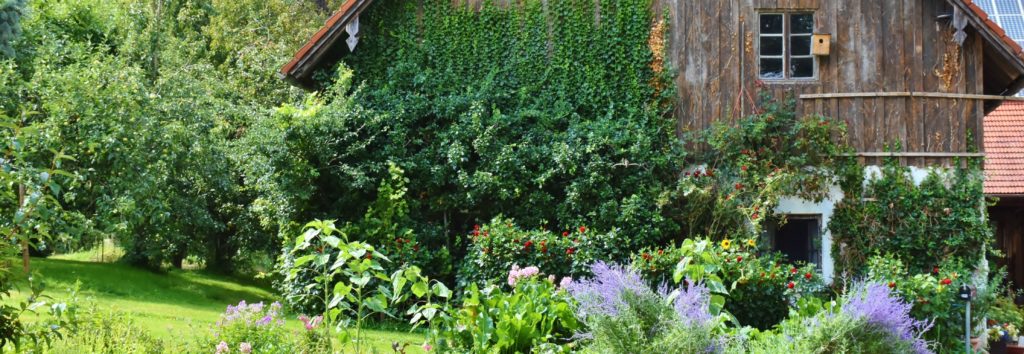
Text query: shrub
862 254 1000 352
568 262 723 353
201 300 298 354
739 282 933 354
0 258 79 352
664 237 825 330
830 159 992 275
53 309 165 354
457 217 619 290
430 265 579 353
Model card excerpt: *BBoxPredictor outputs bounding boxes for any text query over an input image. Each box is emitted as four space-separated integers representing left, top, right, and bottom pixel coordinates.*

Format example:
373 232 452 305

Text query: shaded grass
4 256 426 353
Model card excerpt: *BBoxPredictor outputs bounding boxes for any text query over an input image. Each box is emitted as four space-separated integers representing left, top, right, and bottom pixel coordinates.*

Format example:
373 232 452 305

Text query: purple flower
842 282 934 354
257 315 273 326
566 262 650 318
660 280 712 327
239 342 252 353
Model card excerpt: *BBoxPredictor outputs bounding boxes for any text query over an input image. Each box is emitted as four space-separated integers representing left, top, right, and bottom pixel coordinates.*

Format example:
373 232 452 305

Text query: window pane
791 13 814 34
760 36 783 55
790 57 814 78
761 58 783 79
790 35 811 55
760 14 783 34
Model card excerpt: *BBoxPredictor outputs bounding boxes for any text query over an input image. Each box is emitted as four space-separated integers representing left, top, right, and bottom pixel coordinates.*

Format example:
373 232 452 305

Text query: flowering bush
457 217 618 290
842 282 932 353
664 237 824 329
430 265 579 353
568 262 723 353
205 300 297 354
861 254 999 352
740 281 933 353
987 322 1019 344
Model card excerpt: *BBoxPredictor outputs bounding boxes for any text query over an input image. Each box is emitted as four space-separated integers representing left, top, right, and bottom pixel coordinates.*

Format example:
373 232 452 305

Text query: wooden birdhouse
812 34 831 56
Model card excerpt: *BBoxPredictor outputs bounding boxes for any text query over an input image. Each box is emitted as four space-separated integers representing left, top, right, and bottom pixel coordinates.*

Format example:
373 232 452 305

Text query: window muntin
759 12 816 80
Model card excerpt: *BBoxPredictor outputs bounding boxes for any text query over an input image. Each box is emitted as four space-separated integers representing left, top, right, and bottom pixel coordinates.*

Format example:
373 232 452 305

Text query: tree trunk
18 184 28 273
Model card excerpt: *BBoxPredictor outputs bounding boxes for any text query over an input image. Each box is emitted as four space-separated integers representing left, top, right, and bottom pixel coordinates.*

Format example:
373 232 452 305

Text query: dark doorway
768 215 821 265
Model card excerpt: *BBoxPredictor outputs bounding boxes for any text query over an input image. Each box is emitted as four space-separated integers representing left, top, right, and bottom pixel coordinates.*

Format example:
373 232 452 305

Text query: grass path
5 254 426 353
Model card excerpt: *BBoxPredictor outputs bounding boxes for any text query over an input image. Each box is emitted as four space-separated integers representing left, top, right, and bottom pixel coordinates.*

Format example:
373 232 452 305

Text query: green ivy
830 158 992 276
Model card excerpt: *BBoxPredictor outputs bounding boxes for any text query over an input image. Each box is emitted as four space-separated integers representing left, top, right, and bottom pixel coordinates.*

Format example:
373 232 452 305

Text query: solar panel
980 1 1024 95
981 1 1024 46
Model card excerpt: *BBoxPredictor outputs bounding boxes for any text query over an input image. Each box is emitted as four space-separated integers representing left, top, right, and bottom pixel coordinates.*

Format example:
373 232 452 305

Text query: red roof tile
985 101 1024 195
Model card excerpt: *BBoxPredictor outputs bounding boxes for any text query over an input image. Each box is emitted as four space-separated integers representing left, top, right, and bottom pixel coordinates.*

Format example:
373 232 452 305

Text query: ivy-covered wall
829 160 992 277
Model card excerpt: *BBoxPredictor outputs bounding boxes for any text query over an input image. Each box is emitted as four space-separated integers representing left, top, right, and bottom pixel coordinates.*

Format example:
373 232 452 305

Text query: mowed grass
4 251 425 353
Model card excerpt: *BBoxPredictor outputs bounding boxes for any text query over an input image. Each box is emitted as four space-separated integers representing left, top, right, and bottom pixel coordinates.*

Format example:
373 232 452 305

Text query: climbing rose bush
458 217 620 290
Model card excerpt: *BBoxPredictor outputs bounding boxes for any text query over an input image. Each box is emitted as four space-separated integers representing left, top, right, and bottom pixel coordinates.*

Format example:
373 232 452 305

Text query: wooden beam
842 152 986 157
800 91 1024 101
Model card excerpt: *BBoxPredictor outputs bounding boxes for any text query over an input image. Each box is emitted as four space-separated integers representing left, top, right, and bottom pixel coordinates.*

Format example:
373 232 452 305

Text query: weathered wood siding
654 0 985 166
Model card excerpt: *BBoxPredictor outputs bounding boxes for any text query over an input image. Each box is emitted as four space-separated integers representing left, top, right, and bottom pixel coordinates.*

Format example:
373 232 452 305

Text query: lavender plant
841 282 933 354
567 262 721 353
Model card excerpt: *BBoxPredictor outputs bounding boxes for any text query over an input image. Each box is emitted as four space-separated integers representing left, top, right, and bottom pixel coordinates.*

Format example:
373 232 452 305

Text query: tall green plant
283 220 449 353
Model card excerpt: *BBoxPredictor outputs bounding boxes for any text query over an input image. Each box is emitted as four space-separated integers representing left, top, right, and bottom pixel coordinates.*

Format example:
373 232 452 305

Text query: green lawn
5 252 426 353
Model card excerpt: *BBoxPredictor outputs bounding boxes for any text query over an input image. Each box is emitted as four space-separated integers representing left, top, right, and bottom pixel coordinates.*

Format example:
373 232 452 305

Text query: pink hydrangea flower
507 265 541 287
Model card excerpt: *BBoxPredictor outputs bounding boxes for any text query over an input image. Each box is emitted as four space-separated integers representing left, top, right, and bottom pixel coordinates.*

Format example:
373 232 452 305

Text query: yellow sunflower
746 239 756 247
721 239 732 250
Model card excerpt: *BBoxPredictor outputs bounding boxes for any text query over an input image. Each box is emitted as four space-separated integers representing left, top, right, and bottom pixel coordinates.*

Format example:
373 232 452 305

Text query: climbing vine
250 0 686 273
829 157 992 276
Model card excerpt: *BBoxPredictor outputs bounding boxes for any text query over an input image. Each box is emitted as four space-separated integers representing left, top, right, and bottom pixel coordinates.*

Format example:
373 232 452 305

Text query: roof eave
279 0 374 90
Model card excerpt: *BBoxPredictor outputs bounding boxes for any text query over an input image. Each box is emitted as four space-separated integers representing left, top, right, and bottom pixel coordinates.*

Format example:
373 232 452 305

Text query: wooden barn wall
445 0 985 165
652 0 986 166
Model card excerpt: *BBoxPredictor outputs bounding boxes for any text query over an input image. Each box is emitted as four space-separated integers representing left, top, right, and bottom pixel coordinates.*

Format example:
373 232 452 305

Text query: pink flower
239 342 252 353
298 314 323 330
216 341 230 353
559 277 573 289
507 265 541 287
423 343 433 351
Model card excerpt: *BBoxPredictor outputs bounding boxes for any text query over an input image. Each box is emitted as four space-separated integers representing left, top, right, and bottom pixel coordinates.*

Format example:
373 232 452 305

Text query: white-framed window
758 12 816 80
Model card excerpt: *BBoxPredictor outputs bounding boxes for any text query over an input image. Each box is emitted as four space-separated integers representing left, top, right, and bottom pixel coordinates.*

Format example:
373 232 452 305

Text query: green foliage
741 312 914 354
581 286 721 354
830 158 992 276
0 104 77 265
53 308 166 354
0 256 79 352
988 295 1024 331
862 254 1003 353
0 0 338 273
430 277 579 353
282 220 448 353
668 238 824 330
198 300 299 354
243 0 685 276
682 92 849 241
0 0 26 58
458 217 615 290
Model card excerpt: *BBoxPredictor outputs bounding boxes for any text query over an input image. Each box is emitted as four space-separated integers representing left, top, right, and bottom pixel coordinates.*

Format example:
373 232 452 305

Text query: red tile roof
958 0 1024 63
985 101 1024 195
